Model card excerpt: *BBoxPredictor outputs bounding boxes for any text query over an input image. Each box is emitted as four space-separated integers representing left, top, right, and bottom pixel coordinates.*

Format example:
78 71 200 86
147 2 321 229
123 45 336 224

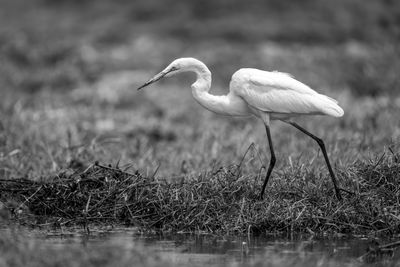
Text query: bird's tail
316 94 344 117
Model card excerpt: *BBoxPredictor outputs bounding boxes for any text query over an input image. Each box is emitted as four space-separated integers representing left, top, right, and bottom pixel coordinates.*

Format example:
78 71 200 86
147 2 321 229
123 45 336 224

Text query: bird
137 57 344 200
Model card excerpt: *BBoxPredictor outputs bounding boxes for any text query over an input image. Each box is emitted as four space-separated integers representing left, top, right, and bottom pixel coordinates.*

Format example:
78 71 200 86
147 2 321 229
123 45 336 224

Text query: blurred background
1 0 399 180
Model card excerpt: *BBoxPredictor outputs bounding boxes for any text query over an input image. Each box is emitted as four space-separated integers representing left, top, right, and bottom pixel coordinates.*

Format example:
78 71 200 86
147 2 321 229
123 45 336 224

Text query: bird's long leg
260 124 276 199
286 121 343 201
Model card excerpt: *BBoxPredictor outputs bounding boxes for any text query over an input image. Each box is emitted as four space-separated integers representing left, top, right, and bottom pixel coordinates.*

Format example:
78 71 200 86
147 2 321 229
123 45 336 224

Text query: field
1 0 400 265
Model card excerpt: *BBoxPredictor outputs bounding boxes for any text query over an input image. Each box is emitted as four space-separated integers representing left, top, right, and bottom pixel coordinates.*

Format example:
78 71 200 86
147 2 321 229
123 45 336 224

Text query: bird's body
138 57 344 200
161 58 343 121
232 68 344 119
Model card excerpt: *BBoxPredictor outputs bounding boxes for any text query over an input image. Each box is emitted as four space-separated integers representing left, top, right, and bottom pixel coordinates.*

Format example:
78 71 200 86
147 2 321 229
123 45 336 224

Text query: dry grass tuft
1 150 400 236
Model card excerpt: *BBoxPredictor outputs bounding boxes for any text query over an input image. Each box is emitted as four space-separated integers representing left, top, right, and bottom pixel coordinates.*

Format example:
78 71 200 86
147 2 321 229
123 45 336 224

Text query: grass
0 0 400 237
1 150 400 236
1 1 400 266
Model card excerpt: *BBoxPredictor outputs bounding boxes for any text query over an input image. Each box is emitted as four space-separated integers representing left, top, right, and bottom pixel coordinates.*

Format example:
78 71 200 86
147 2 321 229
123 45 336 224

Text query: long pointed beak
137 70 168 90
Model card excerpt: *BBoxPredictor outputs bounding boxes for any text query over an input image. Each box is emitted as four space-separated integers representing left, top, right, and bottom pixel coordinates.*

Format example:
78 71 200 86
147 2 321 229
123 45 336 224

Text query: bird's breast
225 93 254 116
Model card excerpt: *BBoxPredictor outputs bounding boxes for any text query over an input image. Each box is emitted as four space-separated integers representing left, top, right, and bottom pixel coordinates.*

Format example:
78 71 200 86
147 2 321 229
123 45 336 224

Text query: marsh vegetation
1 0 400 266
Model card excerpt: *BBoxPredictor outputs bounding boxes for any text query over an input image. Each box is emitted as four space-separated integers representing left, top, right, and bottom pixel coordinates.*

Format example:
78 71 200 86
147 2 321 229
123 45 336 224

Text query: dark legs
287 122 343 201
259 124 276 199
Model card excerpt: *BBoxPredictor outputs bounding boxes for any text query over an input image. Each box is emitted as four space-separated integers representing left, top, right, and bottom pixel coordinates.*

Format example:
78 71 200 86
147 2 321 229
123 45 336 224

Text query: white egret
138 58 344 200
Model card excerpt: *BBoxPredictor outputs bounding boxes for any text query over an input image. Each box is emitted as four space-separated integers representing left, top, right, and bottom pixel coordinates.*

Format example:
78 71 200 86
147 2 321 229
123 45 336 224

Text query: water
13 227 396 267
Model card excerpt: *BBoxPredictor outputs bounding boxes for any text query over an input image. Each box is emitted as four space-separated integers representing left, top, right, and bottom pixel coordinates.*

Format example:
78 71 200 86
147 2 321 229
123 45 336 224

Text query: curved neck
191 61 212 93
191 66 229 115
190 63 249 116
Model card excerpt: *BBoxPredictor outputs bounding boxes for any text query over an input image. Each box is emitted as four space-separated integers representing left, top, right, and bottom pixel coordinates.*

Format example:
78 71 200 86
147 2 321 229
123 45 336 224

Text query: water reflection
22 227 400 266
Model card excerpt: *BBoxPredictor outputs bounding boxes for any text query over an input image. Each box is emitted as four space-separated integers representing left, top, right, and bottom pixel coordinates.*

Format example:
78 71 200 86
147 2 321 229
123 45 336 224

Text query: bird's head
137 58 204 90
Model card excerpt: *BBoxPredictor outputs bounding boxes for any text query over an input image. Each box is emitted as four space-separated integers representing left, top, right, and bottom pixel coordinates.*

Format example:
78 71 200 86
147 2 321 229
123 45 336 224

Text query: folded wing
231 69 343 117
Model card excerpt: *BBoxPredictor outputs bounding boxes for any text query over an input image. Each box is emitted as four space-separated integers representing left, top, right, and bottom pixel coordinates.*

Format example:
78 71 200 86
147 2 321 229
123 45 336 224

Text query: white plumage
138 57 344 200
230 68 344 119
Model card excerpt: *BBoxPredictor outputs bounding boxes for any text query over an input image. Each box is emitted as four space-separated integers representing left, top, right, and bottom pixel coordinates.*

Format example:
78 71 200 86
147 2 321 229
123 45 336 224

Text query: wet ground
9 227 399 267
